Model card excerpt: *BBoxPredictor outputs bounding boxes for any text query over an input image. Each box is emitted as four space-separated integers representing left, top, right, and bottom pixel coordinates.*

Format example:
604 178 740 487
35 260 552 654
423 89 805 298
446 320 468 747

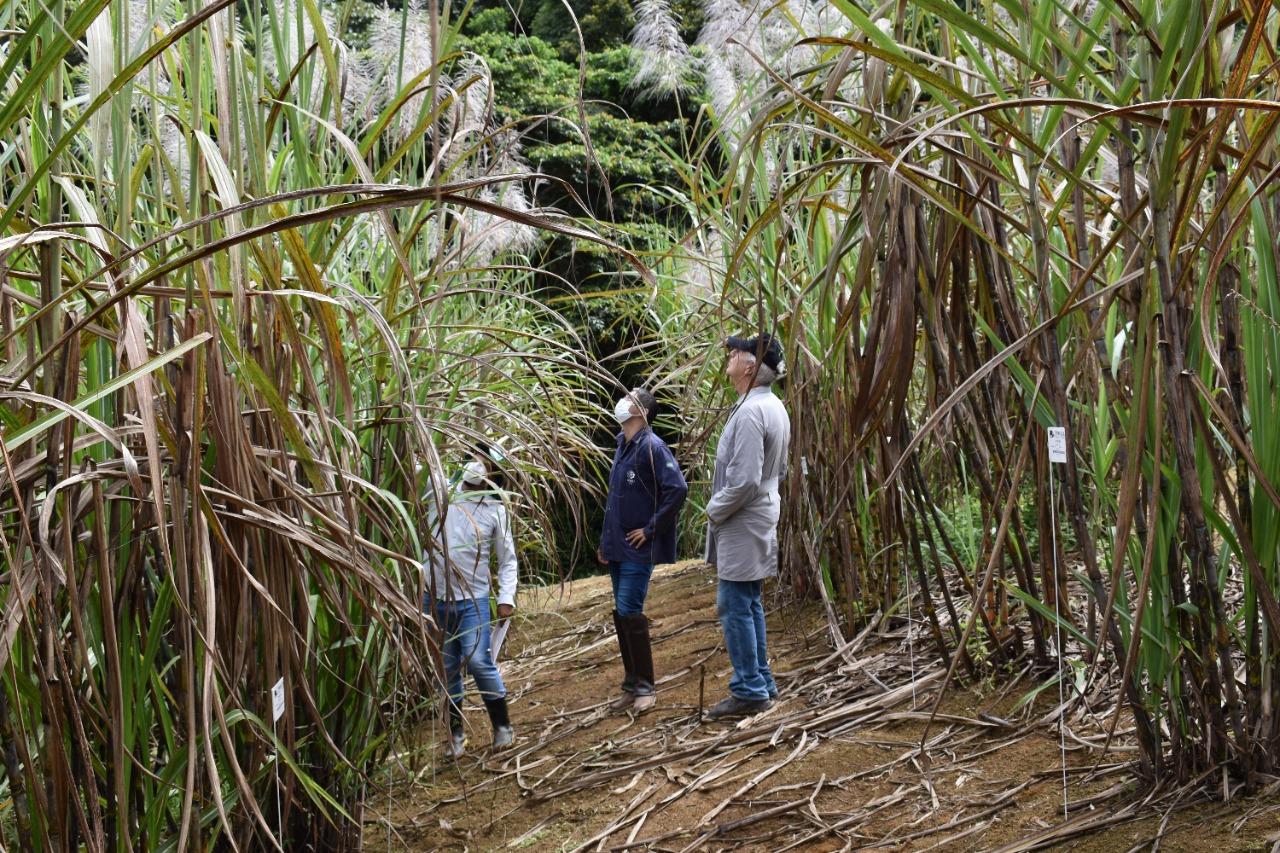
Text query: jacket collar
616 425 652 448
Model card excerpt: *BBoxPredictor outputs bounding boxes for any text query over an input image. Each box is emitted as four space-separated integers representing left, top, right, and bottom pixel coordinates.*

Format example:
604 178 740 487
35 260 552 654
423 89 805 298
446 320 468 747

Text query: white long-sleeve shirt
425 492 518 607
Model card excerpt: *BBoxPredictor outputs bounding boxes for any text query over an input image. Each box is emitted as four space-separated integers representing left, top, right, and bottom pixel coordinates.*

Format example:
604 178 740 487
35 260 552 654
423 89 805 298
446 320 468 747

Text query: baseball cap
725 333 783 371
461 459 487 485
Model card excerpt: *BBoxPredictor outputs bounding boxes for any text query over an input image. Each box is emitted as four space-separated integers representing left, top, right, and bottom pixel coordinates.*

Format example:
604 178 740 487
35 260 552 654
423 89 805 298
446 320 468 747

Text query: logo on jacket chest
626 470 637 485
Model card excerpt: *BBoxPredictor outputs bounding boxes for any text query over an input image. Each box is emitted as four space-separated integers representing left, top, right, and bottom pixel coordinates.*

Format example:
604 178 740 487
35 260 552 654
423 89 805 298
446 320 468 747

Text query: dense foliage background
11 0 1280 846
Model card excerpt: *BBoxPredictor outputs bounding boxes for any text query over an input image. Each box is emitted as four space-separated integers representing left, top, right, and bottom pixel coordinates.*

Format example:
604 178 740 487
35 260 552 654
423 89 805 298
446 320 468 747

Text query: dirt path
375 562 1280 851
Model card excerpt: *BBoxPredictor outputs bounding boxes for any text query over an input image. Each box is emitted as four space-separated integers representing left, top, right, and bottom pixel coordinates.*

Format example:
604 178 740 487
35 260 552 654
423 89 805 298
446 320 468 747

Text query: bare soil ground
372 562 1280 852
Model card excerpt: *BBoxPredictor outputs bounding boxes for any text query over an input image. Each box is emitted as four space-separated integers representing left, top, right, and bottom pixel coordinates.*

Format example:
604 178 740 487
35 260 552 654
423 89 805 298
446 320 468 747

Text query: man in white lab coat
704 333 791 720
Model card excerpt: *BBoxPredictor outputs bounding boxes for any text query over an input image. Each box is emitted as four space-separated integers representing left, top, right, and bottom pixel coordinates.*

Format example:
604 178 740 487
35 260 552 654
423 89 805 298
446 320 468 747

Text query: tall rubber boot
622 613 656 712
445 702 466 757
483 695 514 748
610 610 637 709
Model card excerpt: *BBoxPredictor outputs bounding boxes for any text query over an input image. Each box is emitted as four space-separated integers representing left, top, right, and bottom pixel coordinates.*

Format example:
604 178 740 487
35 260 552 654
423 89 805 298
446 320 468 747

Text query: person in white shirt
704 333 791 720
425 456 518 757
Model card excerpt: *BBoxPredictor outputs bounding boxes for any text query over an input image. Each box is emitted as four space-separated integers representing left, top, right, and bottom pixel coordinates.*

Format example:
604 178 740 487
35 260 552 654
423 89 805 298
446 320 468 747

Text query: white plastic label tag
271 678 285 723
490 620 510 661
1047 427 1067 464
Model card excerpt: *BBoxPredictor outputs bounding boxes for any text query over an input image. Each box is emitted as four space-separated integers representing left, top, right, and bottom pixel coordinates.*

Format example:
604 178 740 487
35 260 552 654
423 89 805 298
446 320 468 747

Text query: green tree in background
529 0 635 54
464 31 692 222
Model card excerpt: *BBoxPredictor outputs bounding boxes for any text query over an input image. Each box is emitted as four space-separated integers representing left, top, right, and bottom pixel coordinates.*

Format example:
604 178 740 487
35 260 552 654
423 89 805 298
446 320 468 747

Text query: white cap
462 459 487 485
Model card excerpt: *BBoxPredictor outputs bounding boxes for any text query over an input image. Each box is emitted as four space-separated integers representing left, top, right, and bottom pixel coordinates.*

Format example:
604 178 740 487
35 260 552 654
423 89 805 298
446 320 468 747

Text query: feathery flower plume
455 188 504 263
341 58 370 112
342 56 384 126
792 0 823 32
433 54 493 173
81 0 178 171
756 3 798 59
156 115 192 193
702 53 745 147
783 1 838 72
459 130 541 263
697 0 749 50
265 4 347 115
124 0 176 62
489 128 528 177
698 0 780 137
367 0 438 141
629 0 695 100
682 225 723 297
490 181 539 256
451 54 493 140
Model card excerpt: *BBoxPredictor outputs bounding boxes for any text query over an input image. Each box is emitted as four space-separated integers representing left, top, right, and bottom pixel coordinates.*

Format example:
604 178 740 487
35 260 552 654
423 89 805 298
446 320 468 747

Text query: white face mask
613 396 638 425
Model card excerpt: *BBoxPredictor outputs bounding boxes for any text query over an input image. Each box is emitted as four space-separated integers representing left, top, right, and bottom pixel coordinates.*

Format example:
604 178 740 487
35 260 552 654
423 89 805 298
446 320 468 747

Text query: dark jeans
716 579 777 701
609 561 653 615
431 598 506 712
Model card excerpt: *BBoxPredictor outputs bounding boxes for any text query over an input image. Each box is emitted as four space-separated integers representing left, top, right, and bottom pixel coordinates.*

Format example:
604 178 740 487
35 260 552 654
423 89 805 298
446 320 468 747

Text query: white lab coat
704 386 791 582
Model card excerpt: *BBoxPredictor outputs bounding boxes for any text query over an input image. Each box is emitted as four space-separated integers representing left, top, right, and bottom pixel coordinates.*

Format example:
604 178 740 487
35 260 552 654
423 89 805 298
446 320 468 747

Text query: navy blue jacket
600 427 689 565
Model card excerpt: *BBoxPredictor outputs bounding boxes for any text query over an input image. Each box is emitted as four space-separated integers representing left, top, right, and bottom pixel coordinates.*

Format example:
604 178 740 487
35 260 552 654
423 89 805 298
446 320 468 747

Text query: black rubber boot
620 613 656 706
482 695 510 729
444 701 466 757
612 611 637 701
483 695 515 748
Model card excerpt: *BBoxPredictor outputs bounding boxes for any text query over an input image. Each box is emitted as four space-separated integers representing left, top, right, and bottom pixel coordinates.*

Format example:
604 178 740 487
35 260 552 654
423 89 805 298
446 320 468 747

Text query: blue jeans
609 561 653 616
716 579 777 701
431 598 506 710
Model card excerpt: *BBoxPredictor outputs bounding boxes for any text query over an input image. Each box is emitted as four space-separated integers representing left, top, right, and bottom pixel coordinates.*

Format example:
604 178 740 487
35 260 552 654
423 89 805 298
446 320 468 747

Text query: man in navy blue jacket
597 388 688 712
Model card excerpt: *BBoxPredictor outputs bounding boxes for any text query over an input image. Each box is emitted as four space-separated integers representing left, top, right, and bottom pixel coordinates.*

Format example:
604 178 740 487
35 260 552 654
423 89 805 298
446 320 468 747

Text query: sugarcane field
6 0 1280 849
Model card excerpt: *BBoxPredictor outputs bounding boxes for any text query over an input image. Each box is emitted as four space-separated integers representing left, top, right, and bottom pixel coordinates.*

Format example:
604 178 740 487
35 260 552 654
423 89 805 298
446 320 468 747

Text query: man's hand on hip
625 528 648 547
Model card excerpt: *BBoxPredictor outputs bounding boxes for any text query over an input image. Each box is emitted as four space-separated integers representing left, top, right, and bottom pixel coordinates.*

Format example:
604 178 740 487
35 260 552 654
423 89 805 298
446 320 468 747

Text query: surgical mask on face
613 397 637 425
